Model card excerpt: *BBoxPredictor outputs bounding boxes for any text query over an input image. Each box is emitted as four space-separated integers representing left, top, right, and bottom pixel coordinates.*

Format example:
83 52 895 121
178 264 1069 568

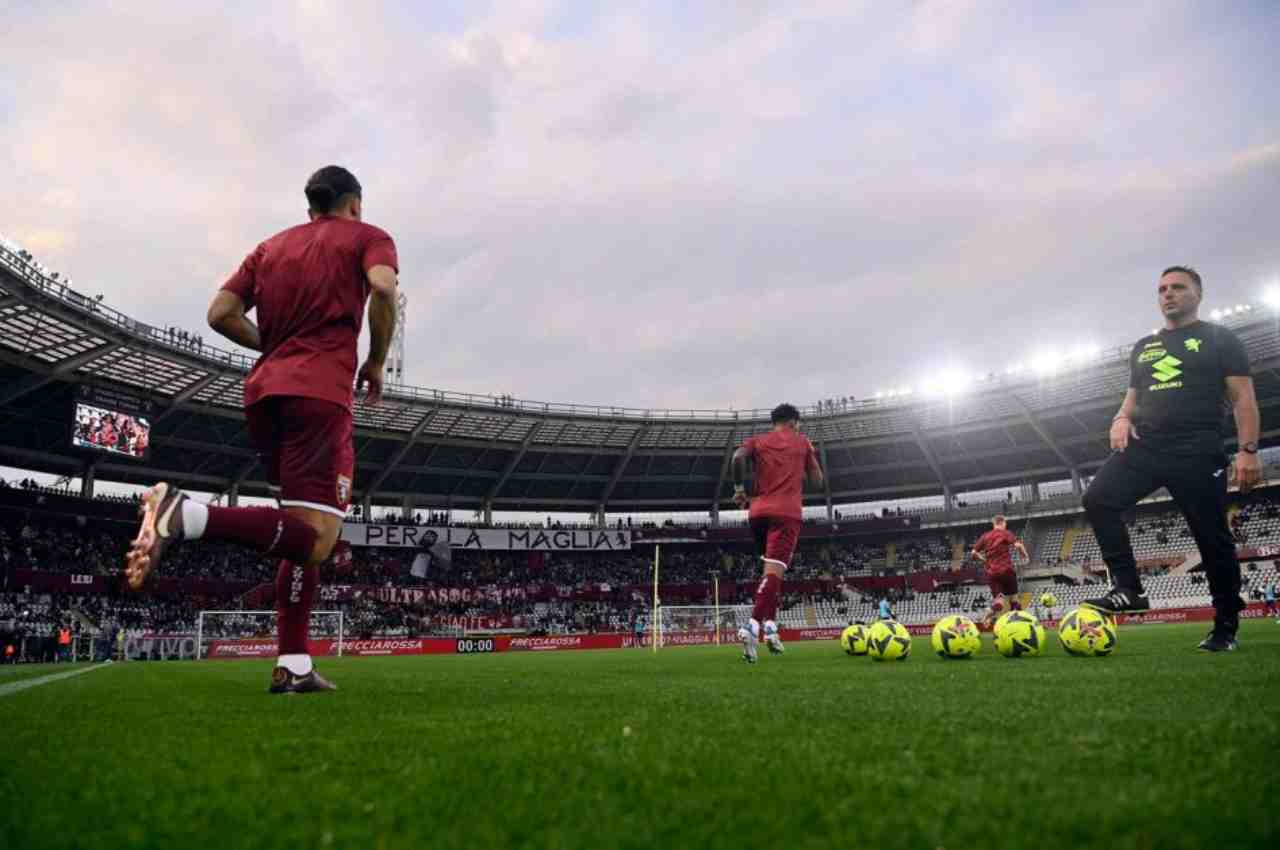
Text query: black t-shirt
1128 320 1251 454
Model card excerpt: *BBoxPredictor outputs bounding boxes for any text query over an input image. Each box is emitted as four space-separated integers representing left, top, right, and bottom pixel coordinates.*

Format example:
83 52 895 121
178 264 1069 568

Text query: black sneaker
1081 587 1150 615
268 666 339 694
1197 631 1238 652
125 483 187 590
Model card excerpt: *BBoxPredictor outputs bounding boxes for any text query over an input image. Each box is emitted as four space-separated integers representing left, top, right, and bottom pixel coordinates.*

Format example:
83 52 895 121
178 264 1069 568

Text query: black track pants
1082 442 1242 623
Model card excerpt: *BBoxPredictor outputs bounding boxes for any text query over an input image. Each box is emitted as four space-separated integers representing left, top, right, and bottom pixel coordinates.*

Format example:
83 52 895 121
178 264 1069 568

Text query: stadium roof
3 241 1280 515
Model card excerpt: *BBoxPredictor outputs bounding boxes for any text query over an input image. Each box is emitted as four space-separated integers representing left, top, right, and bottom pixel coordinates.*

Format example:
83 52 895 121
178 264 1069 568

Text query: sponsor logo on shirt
1138 348 1167 364
1148 355 1183 391
1185 337 1202 352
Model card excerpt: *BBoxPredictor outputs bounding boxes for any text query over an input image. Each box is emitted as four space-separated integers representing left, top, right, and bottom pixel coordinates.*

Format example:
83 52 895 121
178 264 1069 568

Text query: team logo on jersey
336 475 351 506
1151 355 1182 383
1185 337 1202 352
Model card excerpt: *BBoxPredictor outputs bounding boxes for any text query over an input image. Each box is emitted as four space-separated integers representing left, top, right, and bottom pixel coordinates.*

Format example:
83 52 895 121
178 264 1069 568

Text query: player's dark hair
771 403 801 424
993 515 1006 525
1160 265 1202 293
305 165 362 214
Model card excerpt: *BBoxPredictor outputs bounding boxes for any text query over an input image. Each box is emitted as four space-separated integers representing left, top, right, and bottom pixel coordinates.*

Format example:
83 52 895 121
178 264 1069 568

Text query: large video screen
72 403 151 460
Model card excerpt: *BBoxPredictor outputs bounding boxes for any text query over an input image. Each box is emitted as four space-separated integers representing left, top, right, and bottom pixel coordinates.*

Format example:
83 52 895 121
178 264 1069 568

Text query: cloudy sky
2 0 1277 412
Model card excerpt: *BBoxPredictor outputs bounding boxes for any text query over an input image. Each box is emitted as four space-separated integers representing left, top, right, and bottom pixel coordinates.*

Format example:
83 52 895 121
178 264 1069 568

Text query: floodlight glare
1210 309 1223 320
1263 289 1280 309
938 370 972 396
1031 353 1058 376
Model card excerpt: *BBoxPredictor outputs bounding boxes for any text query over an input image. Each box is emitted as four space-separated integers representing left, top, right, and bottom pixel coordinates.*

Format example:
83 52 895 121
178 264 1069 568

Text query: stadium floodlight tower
385 291 408 385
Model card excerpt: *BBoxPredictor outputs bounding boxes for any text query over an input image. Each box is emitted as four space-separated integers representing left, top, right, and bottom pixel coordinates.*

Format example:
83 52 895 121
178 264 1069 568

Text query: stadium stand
5 236 1280 662
4 482 1280 662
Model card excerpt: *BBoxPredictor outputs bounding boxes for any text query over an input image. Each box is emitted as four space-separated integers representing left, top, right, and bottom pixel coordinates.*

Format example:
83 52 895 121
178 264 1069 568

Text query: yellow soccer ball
840 623 870 656
1040 592 1058 608
867 620 912 661
931 615 981 659
994 610 1046 658
1057 607 1118 657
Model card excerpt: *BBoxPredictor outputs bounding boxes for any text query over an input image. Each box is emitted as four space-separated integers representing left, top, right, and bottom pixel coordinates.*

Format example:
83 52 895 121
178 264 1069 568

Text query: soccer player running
1081 266 1260 651
970 515 1030 629
124 165 399 691
730 403 824 664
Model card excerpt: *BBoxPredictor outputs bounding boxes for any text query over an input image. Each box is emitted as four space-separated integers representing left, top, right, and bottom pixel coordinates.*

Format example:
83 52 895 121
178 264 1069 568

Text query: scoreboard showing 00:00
455 638 496 654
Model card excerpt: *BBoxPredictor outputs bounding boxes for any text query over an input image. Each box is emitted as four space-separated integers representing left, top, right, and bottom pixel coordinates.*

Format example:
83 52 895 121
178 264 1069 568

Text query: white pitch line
0 662 112 698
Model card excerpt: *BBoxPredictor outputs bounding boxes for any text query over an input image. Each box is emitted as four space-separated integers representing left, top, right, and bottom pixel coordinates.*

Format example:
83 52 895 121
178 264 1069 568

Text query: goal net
195 610 344 660
657 605 751 646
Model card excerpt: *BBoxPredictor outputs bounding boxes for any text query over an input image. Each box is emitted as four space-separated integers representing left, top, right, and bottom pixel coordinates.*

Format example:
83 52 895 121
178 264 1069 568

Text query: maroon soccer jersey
222 216 398 410
743 429 820 521
974 528 1018 571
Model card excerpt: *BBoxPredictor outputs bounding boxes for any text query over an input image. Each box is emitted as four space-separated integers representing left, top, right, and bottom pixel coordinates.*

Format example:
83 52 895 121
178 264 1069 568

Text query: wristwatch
1240 442 1258 454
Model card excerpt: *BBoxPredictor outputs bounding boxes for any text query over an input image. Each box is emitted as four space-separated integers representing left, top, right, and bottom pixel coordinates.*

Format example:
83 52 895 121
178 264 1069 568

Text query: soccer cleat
1196 631 1238 652
737 626 758 664
268 666 338 694
763 624 785 655
1080 587 1150 615
125 483 188 590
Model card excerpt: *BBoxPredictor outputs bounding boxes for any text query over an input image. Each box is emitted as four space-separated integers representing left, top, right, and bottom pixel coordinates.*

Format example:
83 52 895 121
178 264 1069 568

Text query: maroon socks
275 559 318 656
751 573 782 623
203 507 319 564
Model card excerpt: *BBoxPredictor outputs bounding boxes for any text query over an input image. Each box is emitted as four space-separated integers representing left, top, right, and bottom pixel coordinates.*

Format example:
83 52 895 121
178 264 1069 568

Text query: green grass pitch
2 622 1278 850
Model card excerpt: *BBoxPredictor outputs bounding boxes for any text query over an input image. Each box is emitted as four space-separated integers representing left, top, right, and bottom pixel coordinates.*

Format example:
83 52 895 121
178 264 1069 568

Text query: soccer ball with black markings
1057 607 1117 657
840 623 870 656
866 620 912 661
993 610 1046 658
930 615 981 659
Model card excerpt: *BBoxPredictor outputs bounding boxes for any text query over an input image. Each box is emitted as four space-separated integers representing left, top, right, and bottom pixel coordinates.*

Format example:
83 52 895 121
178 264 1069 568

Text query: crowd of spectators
7 483 1280 662
0 513 274 583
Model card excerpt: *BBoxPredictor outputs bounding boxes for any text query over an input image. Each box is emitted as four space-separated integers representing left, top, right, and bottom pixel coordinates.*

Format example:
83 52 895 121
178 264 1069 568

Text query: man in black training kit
1081 266 1262 651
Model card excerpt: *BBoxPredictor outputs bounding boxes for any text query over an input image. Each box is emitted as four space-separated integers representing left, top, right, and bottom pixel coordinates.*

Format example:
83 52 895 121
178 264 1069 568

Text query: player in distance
124 166 400 693
730 403 824 663
970 515 1030 629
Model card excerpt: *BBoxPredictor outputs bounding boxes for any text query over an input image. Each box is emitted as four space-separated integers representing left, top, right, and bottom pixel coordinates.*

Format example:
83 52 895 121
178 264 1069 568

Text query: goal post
657 605 752 647
651 544 660 654
195 610 344 659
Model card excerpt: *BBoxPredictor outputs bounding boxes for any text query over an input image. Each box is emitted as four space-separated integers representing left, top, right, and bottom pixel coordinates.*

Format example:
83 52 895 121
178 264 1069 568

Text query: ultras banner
340 524 632 551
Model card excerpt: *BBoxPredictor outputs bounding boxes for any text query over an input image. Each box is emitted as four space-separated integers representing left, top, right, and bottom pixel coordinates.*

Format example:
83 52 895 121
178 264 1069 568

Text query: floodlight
1031 353 1057 376
939 370 971 395
1263 289 1280 309
1210 309 1223 320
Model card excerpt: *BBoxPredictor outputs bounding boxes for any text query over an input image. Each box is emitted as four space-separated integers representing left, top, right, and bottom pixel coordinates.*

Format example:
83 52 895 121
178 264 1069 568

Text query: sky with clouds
2 0 1277 412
